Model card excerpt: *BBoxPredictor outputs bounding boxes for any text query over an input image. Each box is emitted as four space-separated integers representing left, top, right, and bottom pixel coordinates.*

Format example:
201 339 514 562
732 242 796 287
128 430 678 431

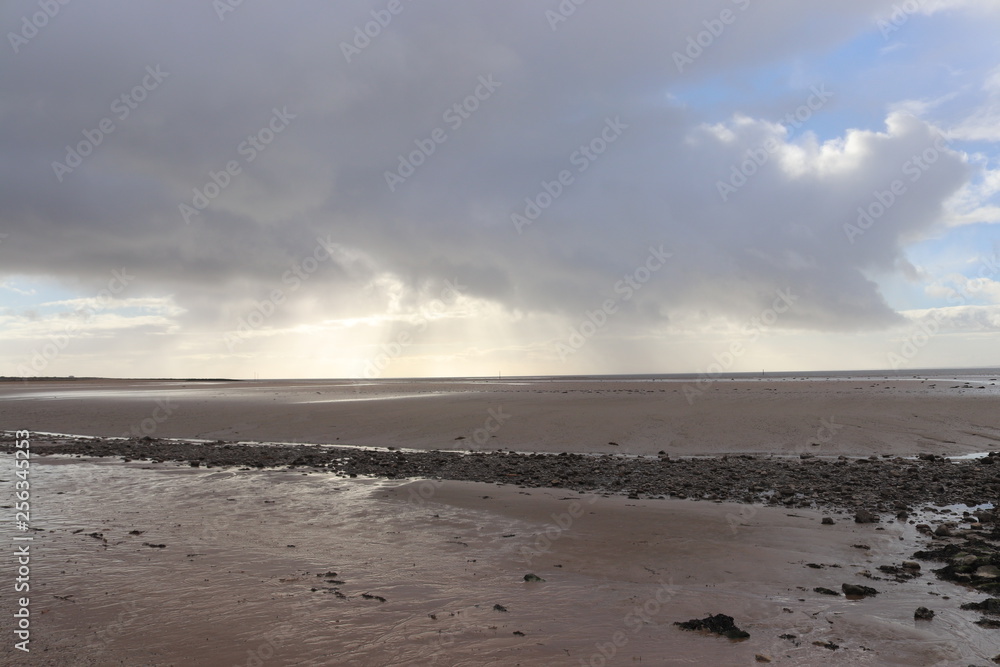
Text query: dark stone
842 583 879 598
854 510 878 523
962 598 1000 615
674 614 750 640
935 524 955 537
914 607 934 620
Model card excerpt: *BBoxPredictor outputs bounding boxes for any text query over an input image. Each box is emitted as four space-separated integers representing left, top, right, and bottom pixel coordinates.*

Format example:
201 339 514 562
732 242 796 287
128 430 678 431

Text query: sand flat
2 457 996 666
2 376 999 456
3 376 1000 665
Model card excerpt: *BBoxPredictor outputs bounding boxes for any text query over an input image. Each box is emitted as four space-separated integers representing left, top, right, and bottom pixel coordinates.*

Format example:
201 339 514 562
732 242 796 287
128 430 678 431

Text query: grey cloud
0 0 975 343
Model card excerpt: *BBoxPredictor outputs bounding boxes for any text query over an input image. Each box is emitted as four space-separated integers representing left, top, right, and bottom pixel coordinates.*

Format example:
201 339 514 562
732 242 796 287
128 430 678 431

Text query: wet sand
2 375 999 457
2 457 997 666
2 376 1000 665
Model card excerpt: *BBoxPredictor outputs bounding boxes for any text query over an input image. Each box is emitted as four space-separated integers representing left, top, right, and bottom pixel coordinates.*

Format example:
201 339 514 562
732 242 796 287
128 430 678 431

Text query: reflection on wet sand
1 457 996 666
2 376 1000 457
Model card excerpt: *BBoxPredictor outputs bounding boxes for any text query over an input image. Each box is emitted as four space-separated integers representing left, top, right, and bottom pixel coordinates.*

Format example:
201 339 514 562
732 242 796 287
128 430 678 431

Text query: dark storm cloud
0 0 973 337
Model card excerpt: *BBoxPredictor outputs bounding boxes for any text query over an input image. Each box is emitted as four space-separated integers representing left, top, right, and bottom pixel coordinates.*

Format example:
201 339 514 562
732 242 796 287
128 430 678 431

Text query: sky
1 0 999 379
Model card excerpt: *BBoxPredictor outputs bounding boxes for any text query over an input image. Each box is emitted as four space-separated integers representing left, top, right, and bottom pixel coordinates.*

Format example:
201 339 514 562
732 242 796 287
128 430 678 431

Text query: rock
674 614 749 640
523 573 545 582
914 607 934 620
493 604 508 612
977 565 1000 579
814 587 840 596
934 524 955 537
755 655 772 663
854 510 878 523
915 524 932 535
842 583 879 598
812 640 839 650
821 517 835 525
961 598 1000 614
902 561 921 571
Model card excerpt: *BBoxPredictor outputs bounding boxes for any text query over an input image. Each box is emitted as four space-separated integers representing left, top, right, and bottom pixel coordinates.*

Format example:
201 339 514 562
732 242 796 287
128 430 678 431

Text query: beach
3 374 999 457
2 375 1000 665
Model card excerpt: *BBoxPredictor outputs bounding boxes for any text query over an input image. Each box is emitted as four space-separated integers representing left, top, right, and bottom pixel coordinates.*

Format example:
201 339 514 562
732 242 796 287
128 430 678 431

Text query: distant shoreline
2 366 998 383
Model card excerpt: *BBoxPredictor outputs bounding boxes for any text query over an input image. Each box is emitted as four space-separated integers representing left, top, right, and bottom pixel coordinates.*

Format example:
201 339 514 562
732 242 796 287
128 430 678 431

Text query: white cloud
0 281 35 296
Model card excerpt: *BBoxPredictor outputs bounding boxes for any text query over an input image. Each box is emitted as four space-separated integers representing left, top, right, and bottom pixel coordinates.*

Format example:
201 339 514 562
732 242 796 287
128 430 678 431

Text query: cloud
0 0 997 376
0 281 35 296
